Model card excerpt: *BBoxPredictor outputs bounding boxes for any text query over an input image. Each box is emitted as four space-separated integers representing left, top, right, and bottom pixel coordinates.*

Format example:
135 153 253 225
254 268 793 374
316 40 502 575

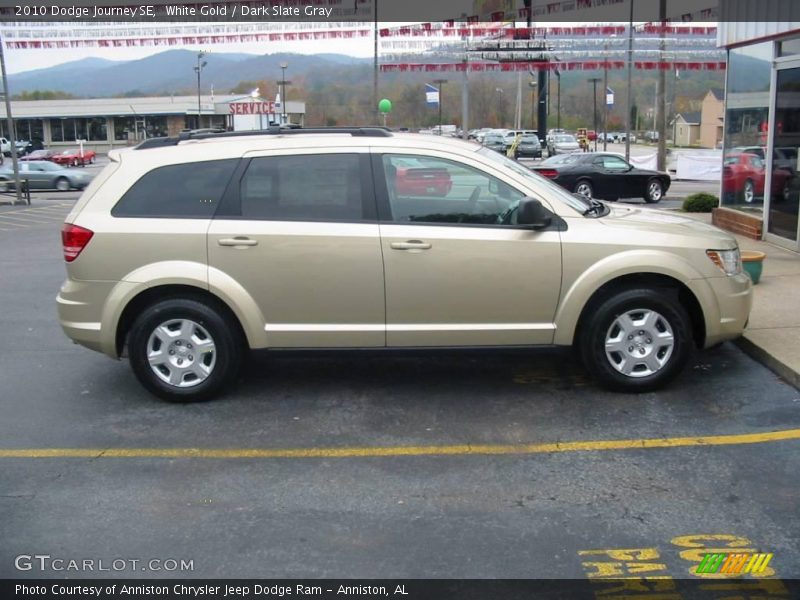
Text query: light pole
194 51 207 129
588 77 601 151
555 69 561 130
433 78 447 134
528 80 537 130
278 62 291 125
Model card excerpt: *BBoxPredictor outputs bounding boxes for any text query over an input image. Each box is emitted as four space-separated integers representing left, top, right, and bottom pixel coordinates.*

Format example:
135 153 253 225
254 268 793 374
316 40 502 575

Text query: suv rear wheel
128 298 242 402
579 288 691 392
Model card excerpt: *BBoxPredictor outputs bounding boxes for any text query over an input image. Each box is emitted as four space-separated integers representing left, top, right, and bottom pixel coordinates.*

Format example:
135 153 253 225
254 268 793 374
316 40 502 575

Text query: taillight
536 168 559 179
61 223 94 262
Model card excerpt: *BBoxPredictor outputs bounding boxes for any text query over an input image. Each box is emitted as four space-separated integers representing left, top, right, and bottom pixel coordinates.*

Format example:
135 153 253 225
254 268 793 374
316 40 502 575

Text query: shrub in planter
682 192 719 212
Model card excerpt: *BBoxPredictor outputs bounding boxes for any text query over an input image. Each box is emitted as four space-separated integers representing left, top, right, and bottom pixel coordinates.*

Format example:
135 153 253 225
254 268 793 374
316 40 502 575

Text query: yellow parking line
1 428 798 459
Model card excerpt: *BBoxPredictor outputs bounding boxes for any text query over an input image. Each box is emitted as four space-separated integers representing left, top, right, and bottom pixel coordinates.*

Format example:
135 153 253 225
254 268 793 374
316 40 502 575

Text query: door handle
218 237 258 247
390 240 432 250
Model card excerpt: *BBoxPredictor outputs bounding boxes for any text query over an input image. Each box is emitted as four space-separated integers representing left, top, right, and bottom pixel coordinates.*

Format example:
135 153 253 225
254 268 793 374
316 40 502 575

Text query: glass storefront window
721 42 772 211
768 66 800 242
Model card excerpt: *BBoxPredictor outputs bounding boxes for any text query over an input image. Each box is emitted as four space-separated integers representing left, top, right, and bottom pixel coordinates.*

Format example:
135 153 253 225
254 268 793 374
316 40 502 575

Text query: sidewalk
681 211 800 388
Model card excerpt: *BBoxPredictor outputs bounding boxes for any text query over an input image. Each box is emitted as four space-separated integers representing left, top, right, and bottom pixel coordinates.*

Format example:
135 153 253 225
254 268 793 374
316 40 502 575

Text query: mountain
8 50 369 97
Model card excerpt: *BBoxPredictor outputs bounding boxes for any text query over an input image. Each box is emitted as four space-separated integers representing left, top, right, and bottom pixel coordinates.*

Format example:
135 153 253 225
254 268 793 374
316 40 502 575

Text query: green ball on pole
378 99 392 127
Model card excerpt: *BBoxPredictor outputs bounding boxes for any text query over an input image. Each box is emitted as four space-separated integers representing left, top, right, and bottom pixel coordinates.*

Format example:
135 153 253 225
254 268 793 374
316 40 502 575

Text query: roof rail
135 126 393 150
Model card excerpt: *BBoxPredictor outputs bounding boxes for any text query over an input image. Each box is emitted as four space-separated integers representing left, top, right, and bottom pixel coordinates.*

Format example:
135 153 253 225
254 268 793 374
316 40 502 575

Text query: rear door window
112 159 238 218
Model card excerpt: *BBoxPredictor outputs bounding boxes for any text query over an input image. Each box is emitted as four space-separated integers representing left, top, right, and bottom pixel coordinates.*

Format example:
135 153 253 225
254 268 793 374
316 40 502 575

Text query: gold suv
58 128 752 401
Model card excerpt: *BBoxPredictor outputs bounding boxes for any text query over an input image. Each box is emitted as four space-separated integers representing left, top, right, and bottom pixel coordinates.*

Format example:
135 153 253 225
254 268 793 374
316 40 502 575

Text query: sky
4 37 377 74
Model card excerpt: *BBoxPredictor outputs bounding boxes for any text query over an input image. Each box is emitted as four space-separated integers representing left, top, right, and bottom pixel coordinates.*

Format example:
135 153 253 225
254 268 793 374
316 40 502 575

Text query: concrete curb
734 336 800 390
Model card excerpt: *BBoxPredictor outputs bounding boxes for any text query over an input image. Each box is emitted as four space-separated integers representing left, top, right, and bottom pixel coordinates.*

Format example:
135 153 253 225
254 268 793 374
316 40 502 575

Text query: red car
587 130 598 142
19 149 58 162
51 148 97 167
723 152 793 203
393 158 452 197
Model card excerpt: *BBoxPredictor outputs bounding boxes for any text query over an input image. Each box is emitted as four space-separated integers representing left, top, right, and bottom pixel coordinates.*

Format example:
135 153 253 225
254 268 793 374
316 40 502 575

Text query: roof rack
135 126 393 150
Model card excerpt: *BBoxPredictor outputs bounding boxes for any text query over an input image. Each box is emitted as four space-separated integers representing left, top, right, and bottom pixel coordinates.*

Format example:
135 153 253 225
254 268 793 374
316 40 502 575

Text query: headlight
706 248 742 276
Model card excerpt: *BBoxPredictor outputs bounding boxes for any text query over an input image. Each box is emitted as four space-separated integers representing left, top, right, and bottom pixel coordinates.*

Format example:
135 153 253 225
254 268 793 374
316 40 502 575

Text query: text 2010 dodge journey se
58 128 752 401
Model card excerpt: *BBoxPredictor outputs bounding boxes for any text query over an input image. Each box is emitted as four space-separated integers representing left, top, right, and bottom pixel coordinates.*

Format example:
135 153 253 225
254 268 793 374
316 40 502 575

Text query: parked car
19 149 58 162
51 148 97 167
513 133 543 159
482 130 507 152
57 127 751 402
532 152 671 203
0 160 94 192
547 134 581 156
722 152 794 203
587 130 598 142
391 157 453 197
546 128 566 146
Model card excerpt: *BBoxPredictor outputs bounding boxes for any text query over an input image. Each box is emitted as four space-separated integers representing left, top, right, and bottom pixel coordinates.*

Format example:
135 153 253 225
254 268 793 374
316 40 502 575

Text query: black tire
644 178 664 203
579 288 692 393
573 179 594 199
55 177 70 192
128 298 243 402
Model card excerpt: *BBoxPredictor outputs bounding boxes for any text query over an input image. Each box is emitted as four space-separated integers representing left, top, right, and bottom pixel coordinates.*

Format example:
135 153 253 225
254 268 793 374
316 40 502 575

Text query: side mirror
517 197 552 229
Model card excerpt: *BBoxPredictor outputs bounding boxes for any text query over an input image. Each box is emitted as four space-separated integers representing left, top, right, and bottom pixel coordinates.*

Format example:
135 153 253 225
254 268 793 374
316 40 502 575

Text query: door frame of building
764 53 800 251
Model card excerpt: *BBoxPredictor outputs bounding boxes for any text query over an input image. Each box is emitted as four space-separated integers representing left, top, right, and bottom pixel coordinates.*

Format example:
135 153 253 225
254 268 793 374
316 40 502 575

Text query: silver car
0 160 94 192
548 134 581 156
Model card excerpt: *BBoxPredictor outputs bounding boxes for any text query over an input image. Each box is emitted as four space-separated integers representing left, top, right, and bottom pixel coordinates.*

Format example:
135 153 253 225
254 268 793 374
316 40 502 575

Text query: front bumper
690 272 753 348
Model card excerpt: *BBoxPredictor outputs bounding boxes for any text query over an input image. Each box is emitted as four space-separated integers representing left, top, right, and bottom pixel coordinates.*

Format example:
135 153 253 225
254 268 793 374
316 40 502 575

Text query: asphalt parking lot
1 180 798 584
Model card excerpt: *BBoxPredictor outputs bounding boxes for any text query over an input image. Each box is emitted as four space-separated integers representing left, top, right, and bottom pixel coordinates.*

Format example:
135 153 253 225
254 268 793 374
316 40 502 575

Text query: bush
682 192 719 212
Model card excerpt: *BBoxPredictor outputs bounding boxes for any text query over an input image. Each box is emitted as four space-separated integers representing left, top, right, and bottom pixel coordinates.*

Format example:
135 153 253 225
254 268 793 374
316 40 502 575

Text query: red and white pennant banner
379 61 726 72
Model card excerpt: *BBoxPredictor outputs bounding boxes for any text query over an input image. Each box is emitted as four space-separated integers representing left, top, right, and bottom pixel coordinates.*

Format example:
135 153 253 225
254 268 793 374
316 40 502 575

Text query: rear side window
112 159 238 218
238 153 367 222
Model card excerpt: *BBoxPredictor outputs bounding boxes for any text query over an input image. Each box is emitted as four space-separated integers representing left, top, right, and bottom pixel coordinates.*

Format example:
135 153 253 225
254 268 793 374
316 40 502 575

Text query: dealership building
716 4 800 252
0 95 306 153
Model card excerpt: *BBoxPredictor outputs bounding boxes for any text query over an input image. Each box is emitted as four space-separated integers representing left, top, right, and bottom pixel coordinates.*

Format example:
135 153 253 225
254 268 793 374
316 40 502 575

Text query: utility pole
556 69 561 130
603 42 608 151
0 36 21 204
194 51 207 129
433 79 447 134
588 77 601 151
625 0 634 161
373 0 378 125
278 62 291 125
657 0 667 171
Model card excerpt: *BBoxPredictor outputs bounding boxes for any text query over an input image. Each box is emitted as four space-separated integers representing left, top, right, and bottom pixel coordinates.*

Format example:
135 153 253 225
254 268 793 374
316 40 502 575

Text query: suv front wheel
128 298 242 402
579 288 691 392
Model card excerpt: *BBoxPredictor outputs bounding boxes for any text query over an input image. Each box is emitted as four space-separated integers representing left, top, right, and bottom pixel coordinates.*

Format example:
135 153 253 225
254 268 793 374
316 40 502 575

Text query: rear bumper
57 278 137 358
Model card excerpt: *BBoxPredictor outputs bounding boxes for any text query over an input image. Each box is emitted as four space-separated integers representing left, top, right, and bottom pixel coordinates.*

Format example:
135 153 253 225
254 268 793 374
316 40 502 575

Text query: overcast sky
5 37 378 74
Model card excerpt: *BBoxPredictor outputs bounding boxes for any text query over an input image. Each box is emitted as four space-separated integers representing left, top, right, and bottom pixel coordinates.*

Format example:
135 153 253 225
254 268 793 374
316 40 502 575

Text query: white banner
629 153 657 171
676 152 722 181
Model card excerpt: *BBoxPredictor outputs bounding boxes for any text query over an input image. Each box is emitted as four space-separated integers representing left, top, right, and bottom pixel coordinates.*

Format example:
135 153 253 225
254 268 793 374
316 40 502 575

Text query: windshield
521 135 539 143
477 147 591 213
484 134 503 143
556 135 576 143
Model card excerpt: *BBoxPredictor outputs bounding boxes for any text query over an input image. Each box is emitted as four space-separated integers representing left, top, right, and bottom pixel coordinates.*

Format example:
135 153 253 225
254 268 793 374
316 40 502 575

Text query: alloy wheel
604 309 675 378
146 319 217 388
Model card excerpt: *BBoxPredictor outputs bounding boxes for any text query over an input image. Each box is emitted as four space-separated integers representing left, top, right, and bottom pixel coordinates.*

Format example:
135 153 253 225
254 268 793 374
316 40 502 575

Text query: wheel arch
554 260 707 349
570 273 706 351
114 284 252 358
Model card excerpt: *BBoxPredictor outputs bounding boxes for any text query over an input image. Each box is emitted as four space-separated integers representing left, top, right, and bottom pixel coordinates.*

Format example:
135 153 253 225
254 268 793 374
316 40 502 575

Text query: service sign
229 102 276 115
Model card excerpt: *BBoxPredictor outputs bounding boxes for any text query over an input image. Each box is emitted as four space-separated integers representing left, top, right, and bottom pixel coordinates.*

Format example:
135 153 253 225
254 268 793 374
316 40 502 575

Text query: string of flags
379 61 727 73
